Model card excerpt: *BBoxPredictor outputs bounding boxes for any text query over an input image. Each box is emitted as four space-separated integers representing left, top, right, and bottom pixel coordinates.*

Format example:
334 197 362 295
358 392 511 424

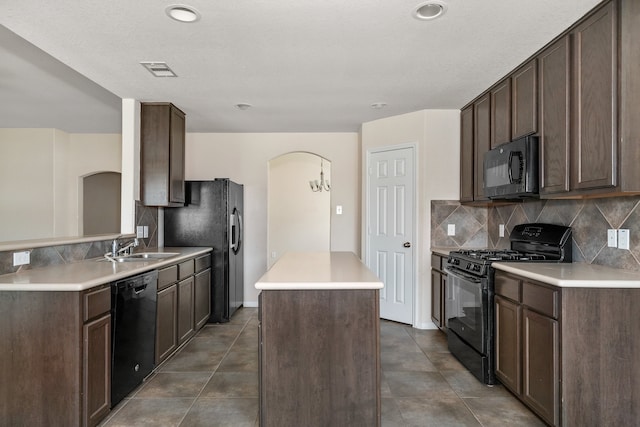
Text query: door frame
364 143 418 326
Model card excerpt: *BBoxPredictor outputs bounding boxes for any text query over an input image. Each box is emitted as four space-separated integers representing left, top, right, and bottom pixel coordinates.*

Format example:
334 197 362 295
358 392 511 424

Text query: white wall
0 129 55 240
185 132 360 306
268 152 331 268
68 133 122 234
0 128 121 241
361 110 460 329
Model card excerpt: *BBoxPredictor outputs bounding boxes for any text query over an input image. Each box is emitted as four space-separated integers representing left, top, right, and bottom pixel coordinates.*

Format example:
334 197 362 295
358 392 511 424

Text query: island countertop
255 251 383 290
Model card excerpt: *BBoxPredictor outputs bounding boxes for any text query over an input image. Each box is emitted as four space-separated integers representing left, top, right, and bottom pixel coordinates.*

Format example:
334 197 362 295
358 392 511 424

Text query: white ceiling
1 0 603 133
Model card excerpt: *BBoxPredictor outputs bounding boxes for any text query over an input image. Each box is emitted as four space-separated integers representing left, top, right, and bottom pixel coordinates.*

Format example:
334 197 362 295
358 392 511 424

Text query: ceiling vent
140 62 177 77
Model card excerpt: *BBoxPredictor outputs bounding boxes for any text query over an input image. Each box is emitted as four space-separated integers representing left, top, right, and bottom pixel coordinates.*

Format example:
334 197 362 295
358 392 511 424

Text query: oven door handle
445 267 483 284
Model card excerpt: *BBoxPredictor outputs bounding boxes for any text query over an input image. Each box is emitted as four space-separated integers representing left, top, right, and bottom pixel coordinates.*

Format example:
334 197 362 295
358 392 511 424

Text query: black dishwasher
111 270 158 406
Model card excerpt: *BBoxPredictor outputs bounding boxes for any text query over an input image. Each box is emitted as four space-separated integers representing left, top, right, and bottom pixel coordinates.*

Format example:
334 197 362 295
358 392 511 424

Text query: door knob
403 242 411 248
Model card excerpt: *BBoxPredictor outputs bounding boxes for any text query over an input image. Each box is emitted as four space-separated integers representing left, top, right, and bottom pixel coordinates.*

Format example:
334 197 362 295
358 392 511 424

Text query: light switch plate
607 229 618 248
136 226 144 238
447 224 455 236
618 229 630 250
143 226 149 238
336 205 343 215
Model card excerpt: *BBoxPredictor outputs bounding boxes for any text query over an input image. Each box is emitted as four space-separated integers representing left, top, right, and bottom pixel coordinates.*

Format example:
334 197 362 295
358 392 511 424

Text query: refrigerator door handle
230 208 242 254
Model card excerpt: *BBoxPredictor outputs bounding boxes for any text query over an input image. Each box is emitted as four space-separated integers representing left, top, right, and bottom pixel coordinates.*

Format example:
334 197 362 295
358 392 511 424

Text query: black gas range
444 223 572 385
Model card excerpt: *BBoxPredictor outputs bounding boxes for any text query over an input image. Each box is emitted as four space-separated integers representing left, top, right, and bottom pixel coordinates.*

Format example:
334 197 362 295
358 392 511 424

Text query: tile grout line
175 312 256 426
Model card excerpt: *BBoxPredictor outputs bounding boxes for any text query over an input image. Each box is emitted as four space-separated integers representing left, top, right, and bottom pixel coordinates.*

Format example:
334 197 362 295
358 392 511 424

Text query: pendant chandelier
309 158 330 192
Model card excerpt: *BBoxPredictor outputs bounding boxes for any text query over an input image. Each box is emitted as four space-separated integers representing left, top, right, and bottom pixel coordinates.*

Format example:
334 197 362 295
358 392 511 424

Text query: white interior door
366 146 414 324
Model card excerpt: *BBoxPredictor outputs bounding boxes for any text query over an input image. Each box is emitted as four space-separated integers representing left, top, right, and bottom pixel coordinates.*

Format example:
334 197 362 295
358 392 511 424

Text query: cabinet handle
403 242 411 248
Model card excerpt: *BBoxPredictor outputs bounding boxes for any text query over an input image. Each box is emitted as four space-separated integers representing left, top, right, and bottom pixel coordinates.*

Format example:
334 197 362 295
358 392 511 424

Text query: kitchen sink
99 252 180 262
126 252 180 259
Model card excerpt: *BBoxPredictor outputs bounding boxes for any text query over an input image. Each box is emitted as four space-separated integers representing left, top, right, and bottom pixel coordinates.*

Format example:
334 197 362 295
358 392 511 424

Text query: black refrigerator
164 179 244 323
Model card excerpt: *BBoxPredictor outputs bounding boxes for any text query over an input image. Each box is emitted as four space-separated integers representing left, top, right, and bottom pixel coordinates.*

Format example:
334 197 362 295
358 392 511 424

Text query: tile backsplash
0 201 158 276
432 196 640 272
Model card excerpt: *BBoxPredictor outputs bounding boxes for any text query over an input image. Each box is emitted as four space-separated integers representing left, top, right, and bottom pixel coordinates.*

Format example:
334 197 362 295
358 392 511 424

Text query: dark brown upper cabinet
460 105 474 202
461 0 640 202
511 59 538 139
141 102 186 206
538 36 571 195
490 78 511 148
473 94 491 201
570 1 617 192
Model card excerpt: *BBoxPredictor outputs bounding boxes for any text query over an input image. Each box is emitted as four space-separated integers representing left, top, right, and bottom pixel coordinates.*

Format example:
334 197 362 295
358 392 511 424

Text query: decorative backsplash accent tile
0 202 159 276
433 195 640 272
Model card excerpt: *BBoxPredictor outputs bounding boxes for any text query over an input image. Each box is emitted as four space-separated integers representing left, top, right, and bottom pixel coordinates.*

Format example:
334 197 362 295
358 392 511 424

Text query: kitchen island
255 251 383 427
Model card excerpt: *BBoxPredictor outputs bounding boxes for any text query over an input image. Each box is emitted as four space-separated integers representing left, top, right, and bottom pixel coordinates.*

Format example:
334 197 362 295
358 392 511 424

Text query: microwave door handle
508 152 514 183
508 151 523 184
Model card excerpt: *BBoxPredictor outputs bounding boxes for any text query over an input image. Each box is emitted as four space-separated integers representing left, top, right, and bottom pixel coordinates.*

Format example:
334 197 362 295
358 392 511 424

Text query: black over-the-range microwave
483 135 539 199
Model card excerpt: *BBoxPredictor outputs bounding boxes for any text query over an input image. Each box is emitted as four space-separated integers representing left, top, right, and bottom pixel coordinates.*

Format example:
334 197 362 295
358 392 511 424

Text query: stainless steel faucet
111 238 139 256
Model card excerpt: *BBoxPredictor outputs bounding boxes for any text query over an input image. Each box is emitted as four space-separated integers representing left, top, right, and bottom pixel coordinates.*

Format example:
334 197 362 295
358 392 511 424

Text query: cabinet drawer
495 273 521 302
83 286 111 322
195 254 211 273
431 254 444 271
179 259 195 280
522 281 558 319
158 265 178 290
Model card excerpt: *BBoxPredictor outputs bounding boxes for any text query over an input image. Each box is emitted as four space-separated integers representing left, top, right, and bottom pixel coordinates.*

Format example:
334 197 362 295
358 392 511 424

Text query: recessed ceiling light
413 1 447 21
165 5 201 23
371 102 387 109
235 103 252 110
140 62 178 77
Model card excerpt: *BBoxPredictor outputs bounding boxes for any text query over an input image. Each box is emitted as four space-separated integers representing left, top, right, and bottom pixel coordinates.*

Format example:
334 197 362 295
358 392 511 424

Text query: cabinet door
522 307 559 426
156 284 178 364
169 105 185 204
460 105 474 202
431 269 442 327
538 36 571 195
511 59 538 139
194 268 211 330
83 314 111 427
495 296 521 394
178 276 195 344
570 1 617 191
474 94 490 200
491 79 511 148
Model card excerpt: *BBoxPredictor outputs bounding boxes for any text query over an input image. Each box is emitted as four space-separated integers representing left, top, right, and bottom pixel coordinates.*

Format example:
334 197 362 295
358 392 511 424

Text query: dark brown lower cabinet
178 276 195 344
522 307 559 425
495 270 640 427
495 295 521 394
194 268 211 330
430 252 447 330
156 284 178 364
0 285 111 426
259 289 381 427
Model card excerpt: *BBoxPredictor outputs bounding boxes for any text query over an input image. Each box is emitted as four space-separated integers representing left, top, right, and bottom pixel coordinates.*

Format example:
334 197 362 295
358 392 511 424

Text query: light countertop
492 262 640 288
431 248 451 257
255 251 383 290
0 247 212 292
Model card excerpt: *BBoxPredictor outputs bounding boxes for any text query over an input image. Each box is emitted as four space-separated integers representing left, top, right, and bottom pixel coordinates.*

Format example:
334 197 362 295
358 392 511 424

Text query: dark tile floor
100 308 544 427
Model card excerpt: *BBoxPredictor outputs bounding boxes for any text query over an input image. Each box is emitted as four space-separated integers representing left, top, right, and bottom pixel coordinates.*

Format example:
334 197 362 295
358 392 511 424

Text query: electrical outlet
607 229 618 248
271 251 277 258
618 229 630 250
13 251 30 266
447 224 455 236
136 226 144 238
499 224 505 238
143 226 149 238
